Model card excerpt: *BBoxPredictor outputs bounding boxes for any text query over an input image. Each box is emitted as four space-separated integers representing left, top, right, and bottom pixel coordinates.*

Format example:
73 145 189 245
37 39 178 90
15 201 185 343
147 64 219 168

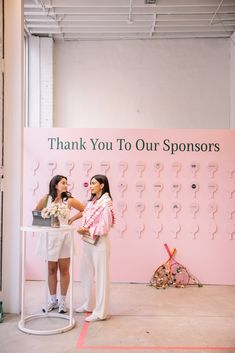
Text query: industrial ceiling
24 0 235 41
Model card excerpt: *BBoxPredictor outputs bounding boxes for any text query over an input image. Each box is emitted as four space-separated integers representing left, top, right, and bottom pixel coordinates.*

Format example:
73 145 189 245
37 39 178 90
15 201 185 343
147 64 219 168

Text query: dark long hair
49 175 72 202
89 174 112 201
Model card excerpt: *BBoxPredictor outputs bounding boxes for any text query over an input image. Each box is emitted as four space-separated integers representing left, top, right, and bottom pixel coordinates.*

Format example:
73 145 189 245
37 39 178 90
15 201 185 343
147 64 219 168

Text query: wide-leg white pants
79 236 110 319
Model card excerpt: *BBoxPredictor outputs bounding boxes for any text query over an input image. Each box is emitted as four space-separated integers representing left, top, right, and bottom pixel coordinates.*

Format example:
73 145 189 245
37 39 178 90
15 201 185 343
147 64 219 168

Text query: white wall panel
28 37 53 127
54 39 230 129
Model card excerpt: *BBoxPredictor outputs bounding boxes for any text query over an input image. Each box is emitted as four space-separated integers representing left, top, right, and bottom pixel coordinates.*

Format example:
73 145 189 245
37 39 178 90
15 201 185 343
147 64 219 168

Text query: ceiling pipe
34 0 63 38
127 0 133 24
210 0 224 25
34 0 46 11
150 1 158 37
24 22 31 36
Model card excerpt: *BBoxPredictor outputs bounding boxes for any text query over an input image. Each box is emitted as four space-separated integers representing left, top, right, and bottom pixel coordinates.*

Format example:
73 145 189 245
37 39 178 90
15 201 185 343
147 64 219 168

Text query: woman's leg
77 243 95 311
91 237 110 320
58 257 70 296
57 258 70 313
48 261 58 295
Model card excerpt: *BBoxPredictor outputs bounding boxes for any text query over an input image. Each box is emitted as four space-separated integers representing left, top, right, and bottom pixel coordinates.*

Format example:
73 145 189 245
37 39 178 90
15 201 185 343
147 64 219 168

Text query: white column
230 32 235 128
28 36 40 127
28 37 53 127
3 0 24 313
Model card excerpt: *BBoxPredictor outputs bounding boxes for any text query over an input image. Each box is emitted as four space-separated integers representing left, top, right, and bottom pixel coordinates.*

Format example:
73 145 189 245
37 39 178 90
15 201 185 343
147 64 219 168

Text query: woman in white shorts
35 175 84 313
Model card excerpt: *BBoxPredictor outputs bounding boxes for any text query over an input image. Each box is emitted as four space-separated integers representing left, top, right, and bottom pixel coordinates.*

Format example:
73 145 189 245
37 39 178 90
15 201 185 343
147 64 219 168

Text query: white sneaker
42 299 59 313
75 306 92 313
85 314 101 322
85 314 110 322
58 301 67 314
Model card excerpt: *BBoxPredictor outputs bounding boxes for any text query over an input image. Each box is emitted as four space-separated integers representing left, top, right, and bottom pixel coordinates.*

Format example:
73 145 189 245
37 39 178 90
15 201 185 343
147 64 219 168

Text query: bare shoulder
35 194 48 211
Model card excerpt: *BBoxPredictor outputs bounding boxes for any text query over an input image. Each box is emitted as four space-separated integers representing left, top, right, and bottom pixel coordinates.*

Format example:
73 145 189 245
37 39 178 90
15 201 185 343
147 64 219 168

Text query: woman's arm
35 195 48 211
68 212 83 225
68 197 85 212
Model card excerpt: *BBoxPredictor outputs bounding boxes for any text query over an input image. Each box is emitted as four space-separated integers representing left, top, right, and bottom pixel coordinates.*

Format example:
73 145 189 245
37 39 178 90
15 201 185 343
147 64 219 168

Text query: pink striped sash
83 193 115 229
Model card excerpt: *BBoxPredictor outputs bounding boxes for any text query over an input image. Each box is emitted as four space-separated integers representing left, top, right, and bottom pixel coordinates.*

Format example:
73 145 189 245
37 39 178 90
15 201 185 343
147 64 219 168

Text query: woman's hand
68 212 83 225
68 218 73 225
77 226 90 235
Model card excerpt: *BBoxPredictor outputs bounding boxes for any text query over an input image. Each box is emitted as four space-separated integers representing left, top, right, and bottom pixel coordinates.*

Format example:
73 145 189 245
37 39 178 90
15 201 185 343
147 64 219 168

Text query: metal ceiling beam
52 33 232 40
29 27 234 34
26 23 235 29
25 16 235 23
24 3 235 9
28 9 223 14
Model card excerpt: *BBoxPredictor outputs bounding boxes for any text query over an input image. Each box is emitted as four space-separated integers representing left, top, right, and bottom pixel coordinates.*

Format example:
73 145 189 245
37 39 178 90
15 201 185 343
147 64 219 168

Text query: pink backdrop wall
24 128 235 284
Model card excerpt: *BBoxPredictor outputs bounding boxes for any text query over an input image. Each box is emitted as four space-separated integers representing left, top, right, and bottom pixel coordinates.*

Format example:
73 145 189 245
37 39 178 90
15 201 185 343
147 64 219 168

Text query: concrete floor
1 282 235 353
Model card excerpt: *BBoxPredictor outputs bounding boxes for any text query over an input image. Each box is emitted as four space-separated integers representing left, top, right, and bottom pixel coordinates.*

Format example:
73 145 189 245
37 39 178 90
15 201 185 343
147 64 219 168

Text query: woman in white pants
76 174 115 322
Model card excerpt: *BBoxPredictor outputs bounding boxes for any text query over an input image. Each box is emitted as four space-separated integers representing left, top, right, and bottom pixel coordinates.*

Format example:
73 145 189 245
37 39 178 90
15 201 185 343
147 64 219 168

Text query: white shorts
36 232 71 262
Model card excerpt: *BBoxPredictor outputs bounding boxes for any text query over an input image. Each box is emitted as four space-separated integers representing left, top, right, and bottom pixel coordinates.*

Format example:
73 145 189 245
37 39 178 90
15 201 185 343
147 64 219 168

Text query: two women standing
35 174 114 320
